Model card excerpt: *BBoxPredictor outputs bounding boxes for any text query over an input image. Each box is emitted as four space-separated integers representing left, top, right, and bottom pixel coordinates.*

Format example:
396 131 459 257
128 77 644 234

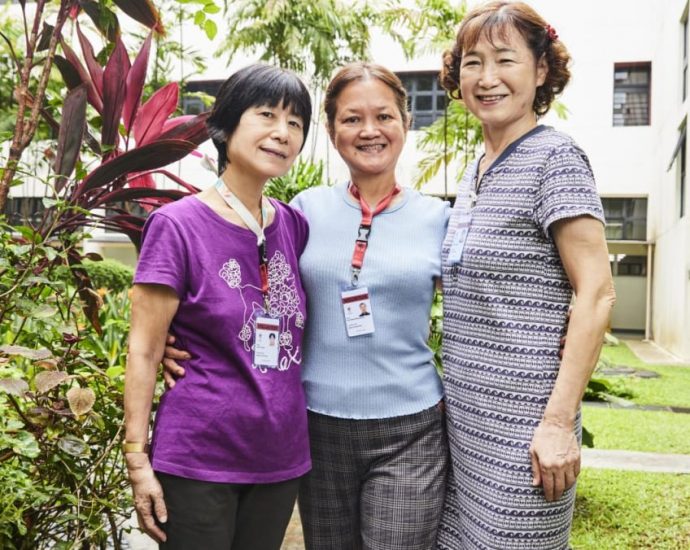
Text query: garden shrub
82 259 134 293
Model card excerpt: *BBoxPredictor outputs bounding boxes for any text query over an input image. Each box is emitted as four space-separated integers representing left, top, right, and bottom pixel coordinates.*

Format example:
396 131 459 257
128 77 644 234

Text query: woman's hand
127 454 168 542
529 419 580 502
162 334 189 388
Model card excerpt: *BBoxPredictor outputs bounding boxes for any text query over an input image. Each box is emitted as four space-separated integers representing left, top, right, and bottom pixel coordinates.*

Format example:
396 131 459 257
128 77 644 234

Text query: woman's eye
379 114 393 121
344 116 359 124
499 58 515 64
260 111 274 118
289 120 302 129
463 60 480 67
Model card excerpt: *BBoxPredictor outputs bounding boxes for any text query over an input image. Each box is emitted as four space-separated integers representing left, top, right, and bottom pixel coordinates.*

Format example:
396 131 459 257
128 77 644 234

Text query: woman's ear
326 123 336 146
536 53 548 87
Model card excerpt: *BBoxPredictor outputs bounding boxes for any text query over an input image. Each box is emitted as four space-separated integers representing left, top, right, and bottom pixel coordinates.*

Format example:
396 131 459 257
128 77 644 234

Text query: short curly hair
440 1 571 116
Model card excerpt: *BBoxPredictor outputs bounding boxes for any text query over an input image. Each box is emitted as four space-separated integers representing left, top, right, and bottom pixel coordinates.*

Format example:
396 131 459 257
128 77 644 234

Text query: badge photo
254 316 280 368
341 287 375 337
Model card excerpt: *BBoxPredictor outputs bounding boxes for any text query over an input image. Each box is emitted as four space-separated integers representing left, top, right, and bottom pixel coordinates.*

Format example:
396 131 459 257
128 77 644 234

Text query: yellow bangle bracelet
122 441 150 454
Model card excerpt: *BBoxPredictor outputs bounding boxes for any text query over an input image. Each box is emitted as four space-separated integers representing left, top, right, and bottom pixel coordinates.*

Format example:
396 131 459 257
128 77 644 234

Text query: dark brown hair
440 1 571 116
324 62 410 136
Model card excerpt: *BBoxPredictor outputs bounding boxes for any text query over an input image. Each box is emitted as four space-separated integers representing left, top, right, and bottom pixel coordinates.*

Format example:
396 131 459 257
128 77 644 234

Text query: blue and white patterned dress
437 126 605 550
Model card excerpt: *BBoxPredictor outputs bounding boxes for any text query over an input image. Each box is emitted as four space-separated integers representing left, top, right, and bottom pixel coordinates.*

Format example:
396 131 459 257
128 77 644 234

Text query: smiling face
460 26 547 136
225 103 304 182
330 78 407 182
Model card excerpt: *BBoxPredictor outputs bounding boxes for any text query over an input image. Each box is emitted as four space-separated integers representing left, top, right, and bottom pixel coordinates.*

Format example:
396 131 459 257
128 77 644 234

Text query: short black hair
206 64 312 174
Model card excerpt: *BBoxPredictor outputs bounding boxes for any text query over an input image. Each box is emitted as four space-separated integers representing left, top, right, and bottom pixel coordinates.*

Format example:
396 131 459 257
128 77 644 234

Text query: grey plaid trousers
298 403 448 550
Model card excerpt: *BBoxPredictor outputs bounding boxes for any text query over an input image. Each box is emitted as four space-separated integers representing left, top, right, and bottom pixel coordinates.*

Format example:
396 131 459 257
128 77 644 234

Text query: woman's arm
125 283 180 542
530 216 615 501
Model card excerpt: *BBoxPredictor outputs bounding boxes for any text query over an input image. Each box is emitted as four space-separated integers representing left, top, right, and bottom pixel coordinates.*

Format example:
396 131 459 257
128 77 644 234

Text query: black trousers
157 472 301 550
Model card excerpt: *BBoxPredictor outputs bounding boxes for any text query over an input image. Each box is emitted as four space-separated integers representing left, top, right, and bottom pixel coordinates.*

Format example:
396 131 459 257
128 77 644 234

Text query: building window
4 197 45 226
181 80 224 115
610 255 647 277
612 62 651 126
397 72 448 130
602 197 647 240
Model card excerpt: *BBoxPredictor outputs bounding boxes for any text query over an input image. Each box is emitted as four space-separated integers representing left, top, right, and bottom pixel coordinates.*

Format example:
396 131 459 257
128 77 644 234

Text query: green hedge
82 259 133 292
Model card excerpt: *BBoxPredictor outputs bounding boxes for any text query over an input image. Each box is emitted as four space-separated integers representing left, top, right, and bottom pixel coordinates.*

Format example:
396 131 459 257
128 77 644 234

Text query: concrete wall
611 276 647 331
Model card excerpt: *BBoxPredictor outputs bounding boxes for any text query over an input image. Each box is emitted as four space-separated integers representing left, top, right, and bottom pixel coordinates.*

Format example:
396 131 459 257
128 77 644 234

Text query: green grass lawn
582 406 690 454
597 343 690 408
571 469 690 549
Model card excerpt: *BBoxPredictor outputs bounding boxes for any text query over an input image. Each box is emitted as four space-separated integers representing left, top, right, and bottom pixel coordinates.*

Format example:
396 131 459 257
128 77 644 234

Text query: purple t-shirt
134 195 310 483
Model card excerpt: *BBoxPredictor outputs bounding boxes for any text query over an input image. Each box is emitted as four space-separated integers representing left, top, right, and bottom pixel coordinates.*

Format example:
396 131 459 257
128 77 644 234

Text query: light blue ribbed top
291 182 449 419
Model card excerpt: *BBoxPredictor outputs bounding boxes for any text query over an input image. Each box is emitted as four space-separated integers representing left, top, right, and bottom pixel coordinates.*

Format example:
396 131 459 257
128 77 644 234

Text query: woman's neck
350 173 398 207
220 166 265 214
482 117 538 163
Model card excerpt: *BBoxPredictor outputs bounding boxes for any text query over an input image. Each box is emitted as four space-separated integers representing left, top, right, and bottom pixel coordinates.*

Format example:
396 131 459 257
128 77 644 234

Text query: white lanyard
214 179 268 245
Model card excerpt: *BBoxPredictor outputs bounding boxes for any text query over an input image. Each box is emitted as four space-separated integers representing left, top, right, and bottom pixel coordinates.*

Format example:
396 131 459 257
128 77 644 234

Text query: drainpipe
645 242 654 341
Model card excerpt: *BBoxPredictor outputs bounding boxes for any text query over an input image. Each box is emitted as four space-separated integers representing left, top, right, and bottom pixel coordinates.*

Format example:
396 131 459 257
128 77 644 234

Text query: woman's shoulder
270 197 309 228
403 189 450 230
529 126 586 153
406 188 450 214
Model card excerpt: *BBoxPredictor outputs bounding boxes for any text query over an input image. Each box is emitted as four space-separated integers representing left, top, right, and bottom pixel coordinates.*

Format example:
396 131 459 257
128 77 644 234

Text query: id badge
447 213 472 265
253 316 280 368
341 286 375 337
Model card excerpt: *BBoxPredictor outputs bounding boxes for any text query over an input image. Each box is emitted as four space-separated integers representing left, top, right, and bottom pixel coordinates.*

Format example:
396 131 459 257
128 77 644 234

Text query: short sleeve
133 212 189 297
292 205 310 257
534 141 605 238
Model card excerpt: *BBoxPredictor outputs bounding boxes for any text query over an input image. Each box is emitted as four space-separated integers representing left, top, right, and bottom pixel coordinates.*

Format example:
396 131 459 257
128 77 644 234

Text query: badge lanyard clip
348 183 400 287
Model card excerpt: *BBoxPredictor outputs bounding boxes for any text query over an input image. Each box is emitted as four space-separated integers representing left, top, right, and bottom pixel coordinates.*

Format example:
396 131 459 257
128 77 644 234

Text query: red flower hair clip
545 24 559 42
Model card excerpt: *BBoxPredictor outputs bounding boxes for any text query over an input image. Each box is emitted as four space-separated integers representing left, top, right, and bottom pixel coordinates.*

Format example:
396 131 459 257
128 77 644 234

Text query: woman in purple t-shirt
124 64 312 549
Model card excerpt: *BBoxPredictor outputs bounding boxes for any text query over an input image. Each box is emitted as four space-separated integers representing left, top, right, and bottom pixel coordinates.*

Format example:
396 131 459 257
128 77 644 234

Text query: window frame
396 71 448 131
612 61 652 127
601 197 648 241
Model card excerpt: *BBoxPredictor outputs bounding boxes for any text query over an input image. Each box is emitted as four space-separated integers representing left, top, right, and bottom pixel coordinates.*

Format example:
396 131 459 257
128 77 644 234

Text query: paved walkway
582 448 690 473
622 338 688 365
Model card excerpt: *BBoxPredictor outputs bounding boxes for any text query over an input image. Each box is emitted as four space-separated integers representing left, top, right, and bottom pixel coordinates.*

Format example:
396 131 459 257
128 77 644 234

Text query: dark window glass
181 80 224 115
4 197 45 226
612 63 651 126
616 255 647 276
396 71 447 130
602 197 648 240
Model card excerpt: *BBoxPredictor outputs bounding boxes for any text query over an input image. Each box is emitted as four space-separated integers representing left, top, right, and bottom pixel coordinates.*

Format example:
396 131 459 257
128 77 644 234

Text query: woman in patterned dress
436 2 615 549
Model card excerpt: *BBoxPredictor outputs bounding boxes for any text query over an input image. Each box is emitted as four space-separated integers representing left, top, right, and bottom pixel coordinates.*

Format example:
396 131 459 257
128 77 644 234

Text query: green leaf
203 4 220 13
193 10 205 25
204 19 218 40
12 431 40 458
57 435 90 457
31 304 58 319
106 365 125 379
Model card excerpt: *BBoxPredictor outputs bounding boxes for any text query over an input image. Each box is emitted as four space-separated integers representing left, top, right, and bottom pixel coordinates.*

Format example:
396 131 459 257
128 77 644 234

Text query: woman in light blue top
164 62 449 550
289 63 449 550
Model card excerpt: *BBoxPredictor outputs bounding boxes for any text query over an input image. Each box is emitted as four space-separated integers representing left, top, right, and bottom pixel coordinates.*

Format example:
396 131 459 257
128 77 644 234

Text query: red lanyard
349 182 401 285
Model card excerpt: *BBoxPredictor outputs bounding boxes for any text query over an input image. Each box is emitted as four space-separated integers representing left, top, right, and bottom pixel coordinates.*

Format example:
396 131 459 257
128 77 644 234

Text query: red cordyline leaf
77 139 198 194
152 169 202 194
132 82 178 147
123 32 152 133
112 0 164 35
128 173 156 189
54 84 88 191
76 21 104 98
101 38 130 149
60 39 103 112
157 111 210 146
